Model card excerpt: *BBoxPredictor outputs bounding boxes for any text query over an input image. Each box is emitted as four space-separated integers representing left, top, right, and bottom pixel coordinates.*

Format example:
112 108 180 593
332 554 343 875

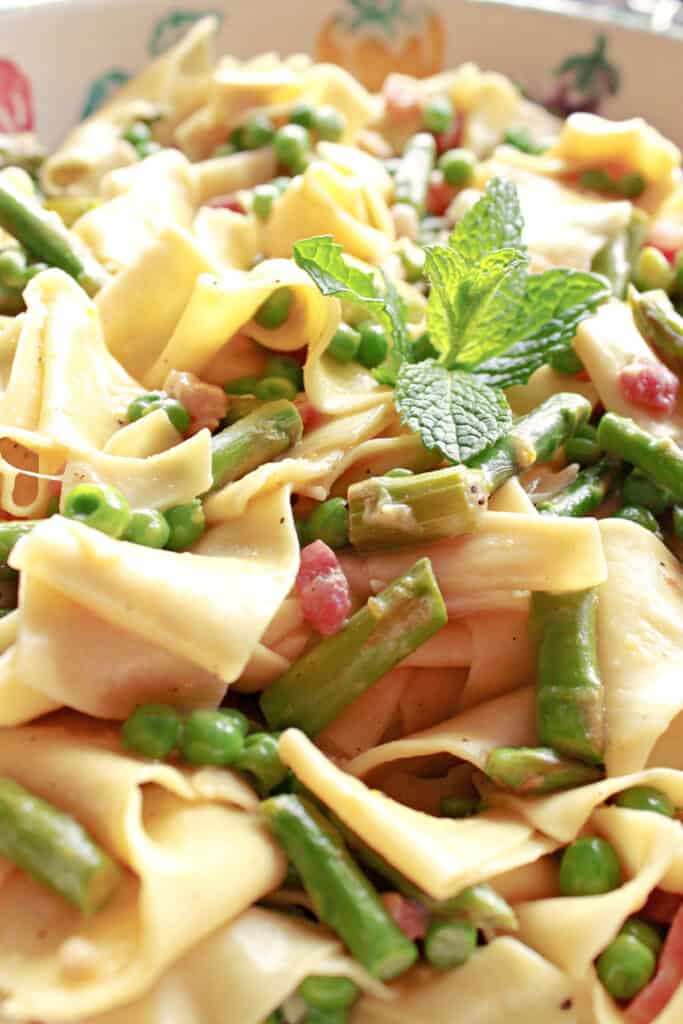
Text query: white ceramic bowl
1 0 682 149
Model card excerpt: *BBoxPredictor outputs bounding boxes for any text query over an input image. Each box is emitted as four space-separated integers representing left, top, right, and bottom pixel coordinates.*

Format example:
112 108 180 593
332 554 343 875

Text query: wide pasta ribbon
7 486 299 719
41 16 218 195
0 714 282 1021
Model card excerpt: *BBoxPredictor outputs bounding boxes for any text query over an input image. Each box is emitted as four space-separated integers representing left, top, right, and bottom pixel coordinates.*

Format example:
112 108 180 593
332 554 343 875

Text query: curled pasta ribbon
41 16 218 195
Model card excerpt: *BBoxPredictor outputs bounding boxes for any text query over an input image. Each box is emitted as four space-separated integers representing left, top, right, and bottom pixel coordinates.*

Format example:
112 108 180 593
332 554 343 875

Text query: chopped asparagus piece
210 399 303 491
629 286 683 361
537 457 618 518
348 465 487 550
260 558 447 735
261 794 418 980
597 414 683 503
0 775 122 912
486 746 604 794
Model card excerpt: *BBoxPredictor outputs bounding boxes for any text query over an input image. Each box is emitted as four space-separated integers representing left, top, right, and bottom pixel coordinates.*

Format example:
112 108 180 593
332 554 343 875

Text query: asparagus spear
0 775 122 912
485 746 604 794
393 133 436 215
537 457 618 518
597 413 683 502
260 558 447 735
591 208 647 299
260 794 418 980
629 286 683 361
347 394 591 550
622 468 673 515
332 813 517 929
531 588 605 764
466 392 592 493
210 399 303 491
347 465 487 549
0 184 108 296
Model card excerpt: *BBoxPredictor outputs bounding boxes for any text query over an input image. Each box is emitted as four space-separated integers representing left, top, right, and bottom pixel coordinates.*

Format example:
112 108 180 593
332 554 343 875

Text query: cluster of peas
560 784 676 1001
578 167 646 200
224 336 304 405
632 244 683 304
122 703 287 796
63 481 205 551
558 417 683 540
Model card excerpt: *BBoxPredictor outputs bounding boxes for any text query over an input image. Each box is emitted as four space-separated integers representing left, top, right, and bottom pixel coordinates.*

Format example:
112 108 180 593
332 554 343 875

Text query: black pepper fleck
560 998 573 1011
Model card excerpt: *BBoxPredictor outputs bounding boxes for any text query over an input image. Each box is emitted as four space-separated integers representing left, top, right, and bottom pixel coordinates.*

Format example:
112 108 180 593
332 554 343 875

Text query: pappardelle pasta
1 14 683 1024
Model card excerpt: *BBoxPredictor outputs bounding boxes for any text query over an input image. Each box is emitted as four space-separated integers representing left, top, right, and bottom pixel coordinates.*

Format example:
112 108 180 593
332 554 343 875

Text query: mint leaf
293 235 382 307
434 247 528 368
395 361 512 463
472 269 610 388
293 234 409 384
424 246 467 361
448 177 525 266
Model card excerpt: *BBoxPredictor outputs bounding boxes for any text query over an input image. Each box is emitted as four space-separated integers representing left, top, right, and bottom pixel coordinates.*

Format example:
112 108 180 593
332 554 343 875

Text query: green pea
503 127 546 155
289 102 317 129
614 504 663 538
263 1013 282 1024
241 114 275 150
597 934 656 1001
23 261 50 281
122 704 181 760
298 975 359 1010
220 708 250 737
127 391 190 433
180 710 245 766
264 355 303 390
303 1009 347 1024
636 246 675 294
412 332 438 362
357 322 389 369
123 120 152 147
423 94 455 135
313 106 347 142
618 172 646 198
564 437 602 465
252 183 280 221
438 148 476 187
255 376 298 401
254 286 294 329
559 836 622 897
136 141 162 160
440 794 480 818
619 918 663 957
123 508 171 549
235 733 289 796
614 785 675 818
327 323 361 364
274 124 311 173
0 246 28 289
673 504 683 538
622 470 673 515
307 498 349 549
385 468 413 478
63 483 132 539
223 376 260 396
424 918 477 970
549 347 584 376
229 125 246 151
579 168 617 193
164 499 206 551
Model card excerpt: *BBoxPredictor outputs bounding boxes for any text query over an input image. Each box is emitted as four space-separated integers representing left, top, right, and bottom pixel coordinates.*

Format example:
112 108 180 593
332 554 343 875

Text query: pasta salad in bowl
0 7 682 1024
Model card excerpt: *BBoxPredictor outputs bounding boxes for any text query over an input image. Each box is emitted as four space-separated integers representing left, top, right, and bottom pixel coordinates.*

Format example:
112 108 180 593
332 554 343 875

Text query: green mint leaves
294 179 609 467
396 361 512 463
293 235 409 383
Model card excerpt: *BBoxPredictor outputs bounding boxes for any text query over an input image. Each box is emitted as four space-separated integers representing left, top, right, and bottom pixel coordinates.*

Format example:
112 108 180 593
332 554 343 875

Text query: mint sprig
396 361 512 463
293 179 609 468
